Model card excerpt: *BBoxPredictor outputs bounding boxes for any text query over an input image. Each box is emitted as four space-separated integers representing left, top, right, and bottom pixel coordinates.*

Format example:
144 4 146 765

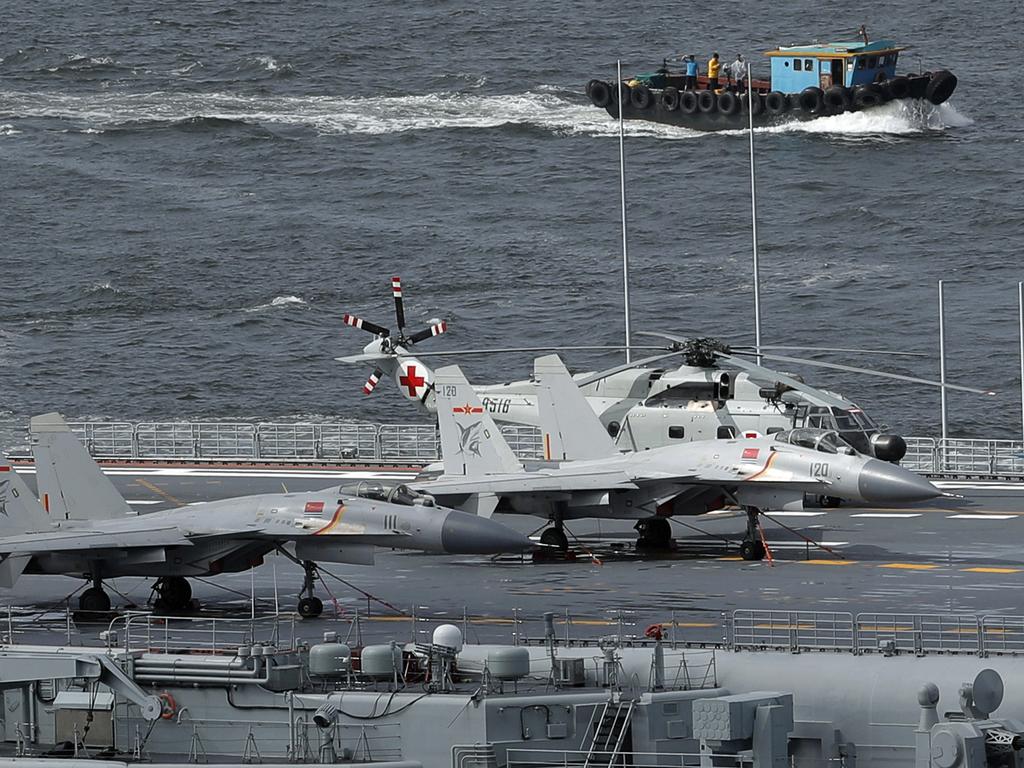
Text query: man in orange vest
707 52 721 91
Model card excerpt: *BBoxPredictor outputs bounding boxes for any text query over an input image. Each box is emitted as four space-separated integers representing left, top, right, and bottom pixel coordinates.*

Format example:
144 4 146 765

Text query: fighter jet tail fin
0 466 51 537
534 354 619 461
434 365 523 477
30 413 133 521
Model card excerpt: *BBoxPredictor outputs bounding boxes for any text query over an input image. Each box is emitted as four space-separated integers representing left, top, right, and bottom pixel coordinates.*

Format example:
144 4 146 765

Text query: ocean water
0 1 1021 445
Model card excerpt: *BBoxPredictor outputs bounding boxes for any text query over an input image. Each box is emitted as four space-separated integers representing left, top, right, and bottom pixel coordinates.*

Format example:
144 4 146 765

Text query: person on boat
683 55 698 90
730 54 746 93
707 52 720 91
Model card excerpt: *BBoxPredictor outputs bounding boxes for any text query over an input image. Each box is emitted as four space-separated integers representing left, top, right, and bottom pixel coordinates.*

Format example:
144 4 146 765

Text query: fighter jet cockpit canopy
773 428 857 456
340 482 436 507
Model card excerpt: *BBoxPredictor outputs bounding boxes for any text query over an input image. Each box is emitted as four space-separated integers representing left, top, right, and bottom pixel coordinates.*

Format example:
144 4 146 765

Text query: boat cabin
765 40 904 92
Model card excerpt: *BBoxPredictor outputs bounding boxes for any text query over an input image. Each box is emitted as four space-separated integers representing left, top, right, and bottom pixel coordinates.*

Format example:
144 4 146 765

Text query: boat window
856 58 865 70
866 55 877 68
804 59 813 71
668 426 686 439
784 60 791 68
793 59 802 71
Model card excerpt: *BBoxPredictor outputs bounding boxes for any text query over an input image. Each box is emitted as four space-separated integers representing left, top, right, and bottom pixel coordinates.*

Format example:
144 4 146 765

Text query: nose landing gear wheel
154 576 193 611
636 518 673 550
79 587 111 613
297 560 324 619
298 596 324 618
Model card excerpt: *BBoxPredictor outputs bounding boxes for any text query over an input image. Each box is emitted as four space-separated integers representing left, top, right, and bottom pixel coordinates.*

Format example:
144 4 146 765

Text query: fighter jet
0 414 532 617
411 357 942 559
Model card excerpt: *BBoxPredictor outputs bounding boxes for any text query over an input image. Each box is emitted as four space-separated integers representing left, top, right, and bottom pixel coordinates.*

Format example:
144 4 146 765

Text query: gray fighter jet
413 357 942 559
0 414 532 617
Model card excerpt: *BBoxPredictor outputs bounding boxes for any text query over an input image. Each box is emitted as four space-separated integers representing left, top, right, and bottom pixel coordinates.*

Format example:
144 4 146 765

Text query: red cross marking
399 364 426 397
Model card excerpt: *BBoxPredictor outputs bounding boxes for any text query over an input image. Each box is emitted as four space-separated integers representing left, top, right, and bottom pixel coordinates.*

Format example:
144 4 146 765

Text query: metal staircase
582 699 635 768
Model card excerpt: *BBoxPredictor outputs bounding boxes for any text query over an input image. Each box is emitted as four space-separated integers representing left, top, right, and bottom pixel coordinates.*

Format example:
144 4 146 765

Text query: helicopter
339 278 993 465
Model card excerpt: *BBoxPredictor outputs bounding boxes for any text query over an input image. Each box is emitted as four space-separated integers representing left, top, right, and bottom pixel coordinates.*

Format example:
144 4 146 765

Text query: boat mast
617 59 632 364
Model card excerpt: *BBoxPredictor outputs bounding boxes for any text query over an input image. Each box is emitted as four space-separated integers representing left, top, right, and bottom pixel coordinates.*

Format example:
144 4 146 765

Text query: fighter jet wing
0 526 193 554
420 470 639 496
636 469 829 489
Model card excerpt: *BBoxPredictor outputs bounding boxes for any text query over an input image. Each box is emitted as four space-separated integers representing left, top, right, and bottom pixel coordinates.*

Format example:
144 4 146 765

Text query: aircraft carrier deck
3 451 1024 647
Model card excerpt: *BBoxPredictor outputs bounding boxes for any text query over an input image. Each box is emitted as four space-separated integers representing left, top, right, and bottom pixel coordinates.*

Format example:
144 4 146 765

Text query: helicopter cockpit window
831 408 861 431
850 409 877 430
717 426 736 439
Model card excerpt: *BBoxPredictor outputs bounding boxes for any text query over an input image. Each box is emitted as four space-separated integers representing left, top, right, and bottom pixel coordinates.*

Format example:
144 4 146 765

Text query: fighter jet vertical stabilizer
534 354 619 461
31 413 133 521
0 466 51 587
435 365 523 478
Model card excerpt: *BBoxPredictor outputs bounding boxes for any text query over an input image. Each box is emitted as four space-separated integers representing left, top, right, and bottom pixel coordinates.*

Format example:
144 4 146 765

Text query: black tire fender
925 70 957 105
823 85 851 112
798 86 825 114
660 86 680 111
717 91 739 115
630 84 652 109
680 90 699 114
697 89 717 113
765 90 788 115
853 82 885 109
587 79 611 107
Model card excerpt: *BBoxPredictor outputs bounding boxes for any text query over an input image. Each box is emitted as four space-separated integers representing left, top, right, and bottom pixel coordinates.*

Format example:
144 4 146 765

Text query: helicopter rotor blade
735 345 929 358
391 276 406 334
717 353 851 408
392 345 669 358
343 314 390 338
362 368 385 395
336 352 393 364
574 350 689 388
729 350 997 396
405 320 448 345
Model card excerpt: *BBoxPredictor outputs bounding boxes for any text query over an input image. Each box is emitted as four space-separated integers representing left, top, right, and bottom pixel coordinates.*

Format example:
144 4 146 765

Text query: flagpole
617 59 631 364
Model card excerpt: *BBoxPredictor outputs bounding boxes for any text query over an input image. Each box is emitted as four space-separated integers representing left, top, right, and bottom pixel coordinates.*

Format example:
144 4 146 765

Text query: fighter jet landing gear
79 574 111 613
636 518 673 550
297 560 324 619
539 525 569 552
153 576 193 612
740 507 767 561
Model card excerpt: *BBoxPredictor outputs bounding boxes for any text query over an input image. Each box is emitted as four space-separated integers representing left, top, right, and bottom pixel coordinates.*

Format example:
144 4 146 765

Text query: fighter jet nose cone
441 510 533 554
858 459 940 504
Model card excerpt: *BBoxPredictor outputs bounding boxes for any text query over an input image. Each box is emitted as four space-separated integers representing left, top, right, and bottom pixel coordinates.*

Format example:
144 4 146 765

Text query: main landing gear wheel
298 596 324 619
540 527 569 551
79 587 111 613
739 539 766 561
819 495 842 508
740 506 766 561
155 576 193 611
297 560 324 619
636 518 673 550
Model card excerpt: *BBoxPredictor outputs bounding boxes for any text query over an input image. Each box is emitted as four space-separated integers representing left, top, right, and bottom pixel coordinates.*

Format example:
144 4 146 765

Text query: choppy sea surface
1 1 1022 446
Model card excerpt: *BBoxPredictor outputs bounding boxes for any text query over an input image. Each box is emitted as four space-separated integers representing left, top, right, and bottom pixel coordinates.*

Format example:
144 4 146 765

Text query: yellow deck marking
962 567 1024 574
879 563 938 570
799 559 857 566
133 479 185 507
717 556 744 561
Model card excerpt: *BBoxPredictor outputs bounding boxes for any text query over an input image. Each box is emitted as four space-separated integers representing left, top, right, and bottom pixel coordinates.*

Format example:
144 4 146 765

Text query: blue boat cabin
765 40 903 93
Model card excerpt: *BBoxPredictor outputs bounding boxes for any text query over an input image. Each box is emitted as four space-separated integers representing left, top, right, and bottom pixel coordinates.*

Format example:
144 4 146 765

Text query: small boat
586 36 958 131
